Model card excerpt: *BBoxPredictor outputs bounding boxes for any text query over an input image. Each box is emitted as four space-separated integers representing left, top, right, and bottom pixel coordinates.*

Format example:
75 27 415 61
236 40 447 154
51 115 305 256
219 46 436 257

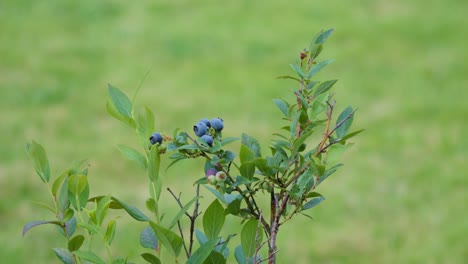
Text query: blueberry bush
23 29 362 264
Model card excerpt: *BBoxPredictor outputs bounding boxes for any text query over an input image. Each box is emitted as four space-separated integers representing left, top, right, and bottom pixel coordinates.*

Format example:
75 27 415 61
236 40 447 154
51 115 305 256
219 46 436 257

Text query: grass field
1 0 467 263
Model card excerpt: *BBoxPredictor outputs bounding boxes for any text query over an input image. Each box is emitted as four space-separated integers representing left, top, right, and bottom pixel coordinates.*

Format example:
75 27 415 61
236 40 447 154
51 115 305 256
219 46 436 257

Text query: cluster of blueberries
205 167 226 184
149 117 224 147
193 118 224 147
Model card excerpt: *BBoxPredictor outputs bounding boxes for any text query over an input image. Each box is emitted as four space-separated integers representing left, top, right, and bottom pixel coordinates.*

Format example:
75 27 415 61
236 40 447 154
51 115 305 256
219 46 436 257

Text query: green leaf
53 248 75 264
70 159 90 175
78 222 99 235
315 28 334 44
23 220 62 236
224 193 242 204
169 196 198 229
290 111 301 137
302 196 325 211
241 134 261 158
65 217 77 237
239 145 254 164
141 253 161 264
290 64 305 79
63 208 74 222
177 144 201 151
292 129 315 155
149 222 183 257
203 250 226 264
187 238 219 264
221 137 239 147
306 81 318 90
234 245 247 264
31 201 56 214
104 220 116 245
107 84 133 119
203 185 226 204
297 169 315 195
26 140 50 183
165 156 187 172
146 198 157 214
316 164 343 186
68 235 85 252
239 162 255 180
148 145 160 182
117 145 147 169
336 129 365 143
74 250 106 264
140 225 158 251
273 99 289 117
195 229 208 245
225 198 242 216
106 99 134 128
326 143 352 164
296 92 309 109
275 75 301 82
136 106 156 150
306 191 323 198
307 59 334 79
106 85 135 128
68 182 89 211
335 106 355 139
68 174 88 195
112 257 128 264
203 200 225 239
52 169 70 196
241 219 262 258
112 197 149 221
313 80 337 97
95 195 112 226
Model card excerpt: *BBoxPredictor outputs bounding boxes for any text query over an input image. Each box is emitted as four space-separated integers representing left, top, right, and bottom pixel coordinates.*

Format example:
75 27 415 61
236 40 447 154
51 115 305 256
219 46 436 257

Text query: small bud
300 52 307 60
215 171 226 183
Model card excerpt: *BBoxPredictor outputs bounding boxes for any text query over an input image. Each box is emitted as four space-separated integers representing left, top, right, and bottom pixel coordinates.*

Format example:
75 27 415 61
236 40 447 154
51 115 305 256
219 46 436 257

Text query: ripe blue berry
193 122 208 137
205 168 217 177
211 118 224 131
149 132 163 145
198 118 211 128
201 134 213 146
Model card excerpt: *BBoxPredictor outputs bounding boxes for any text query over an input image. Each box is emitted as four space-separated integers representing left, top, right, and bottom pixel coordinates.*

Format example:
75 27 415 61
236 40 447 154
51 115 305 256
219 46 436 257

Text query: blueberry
198 118 211 128
193 122 208 137
201 134 213 146
215 171 226 182
149 132 163 145
205 168 217 177
207 175 217 185
211 118 224 131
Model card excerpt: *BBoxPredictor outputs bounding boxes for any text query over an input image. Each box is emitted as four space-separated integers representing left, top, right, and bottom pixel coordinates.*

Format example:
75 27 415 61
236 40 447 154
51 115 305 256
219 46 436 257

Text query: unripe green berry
207 175 217 185
158 144 167 154
215 171 226 182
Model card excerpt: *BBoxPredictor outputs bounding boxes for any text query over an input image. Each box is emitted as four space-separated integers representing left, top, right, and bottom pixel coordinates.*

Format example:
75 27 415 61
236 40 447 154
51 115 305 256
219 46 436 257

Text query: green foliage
25 140 50 183
23 29 361 263
241 219 263 259
203 200 226 239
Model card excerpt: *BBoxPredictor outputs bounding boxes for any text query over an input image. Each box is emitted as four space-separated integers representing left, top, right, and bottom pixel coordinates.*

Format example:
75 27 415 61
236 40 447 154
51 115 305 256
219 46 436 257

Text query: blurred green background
1 0 467 263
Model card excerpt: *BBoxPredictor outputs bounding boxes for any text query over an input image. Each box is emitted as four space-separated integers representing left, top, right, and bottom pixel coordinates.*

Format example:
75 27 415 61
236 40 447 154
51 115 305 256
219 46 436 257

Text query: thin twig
167 188 191 218
189 185 201 255
167 188 190 257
